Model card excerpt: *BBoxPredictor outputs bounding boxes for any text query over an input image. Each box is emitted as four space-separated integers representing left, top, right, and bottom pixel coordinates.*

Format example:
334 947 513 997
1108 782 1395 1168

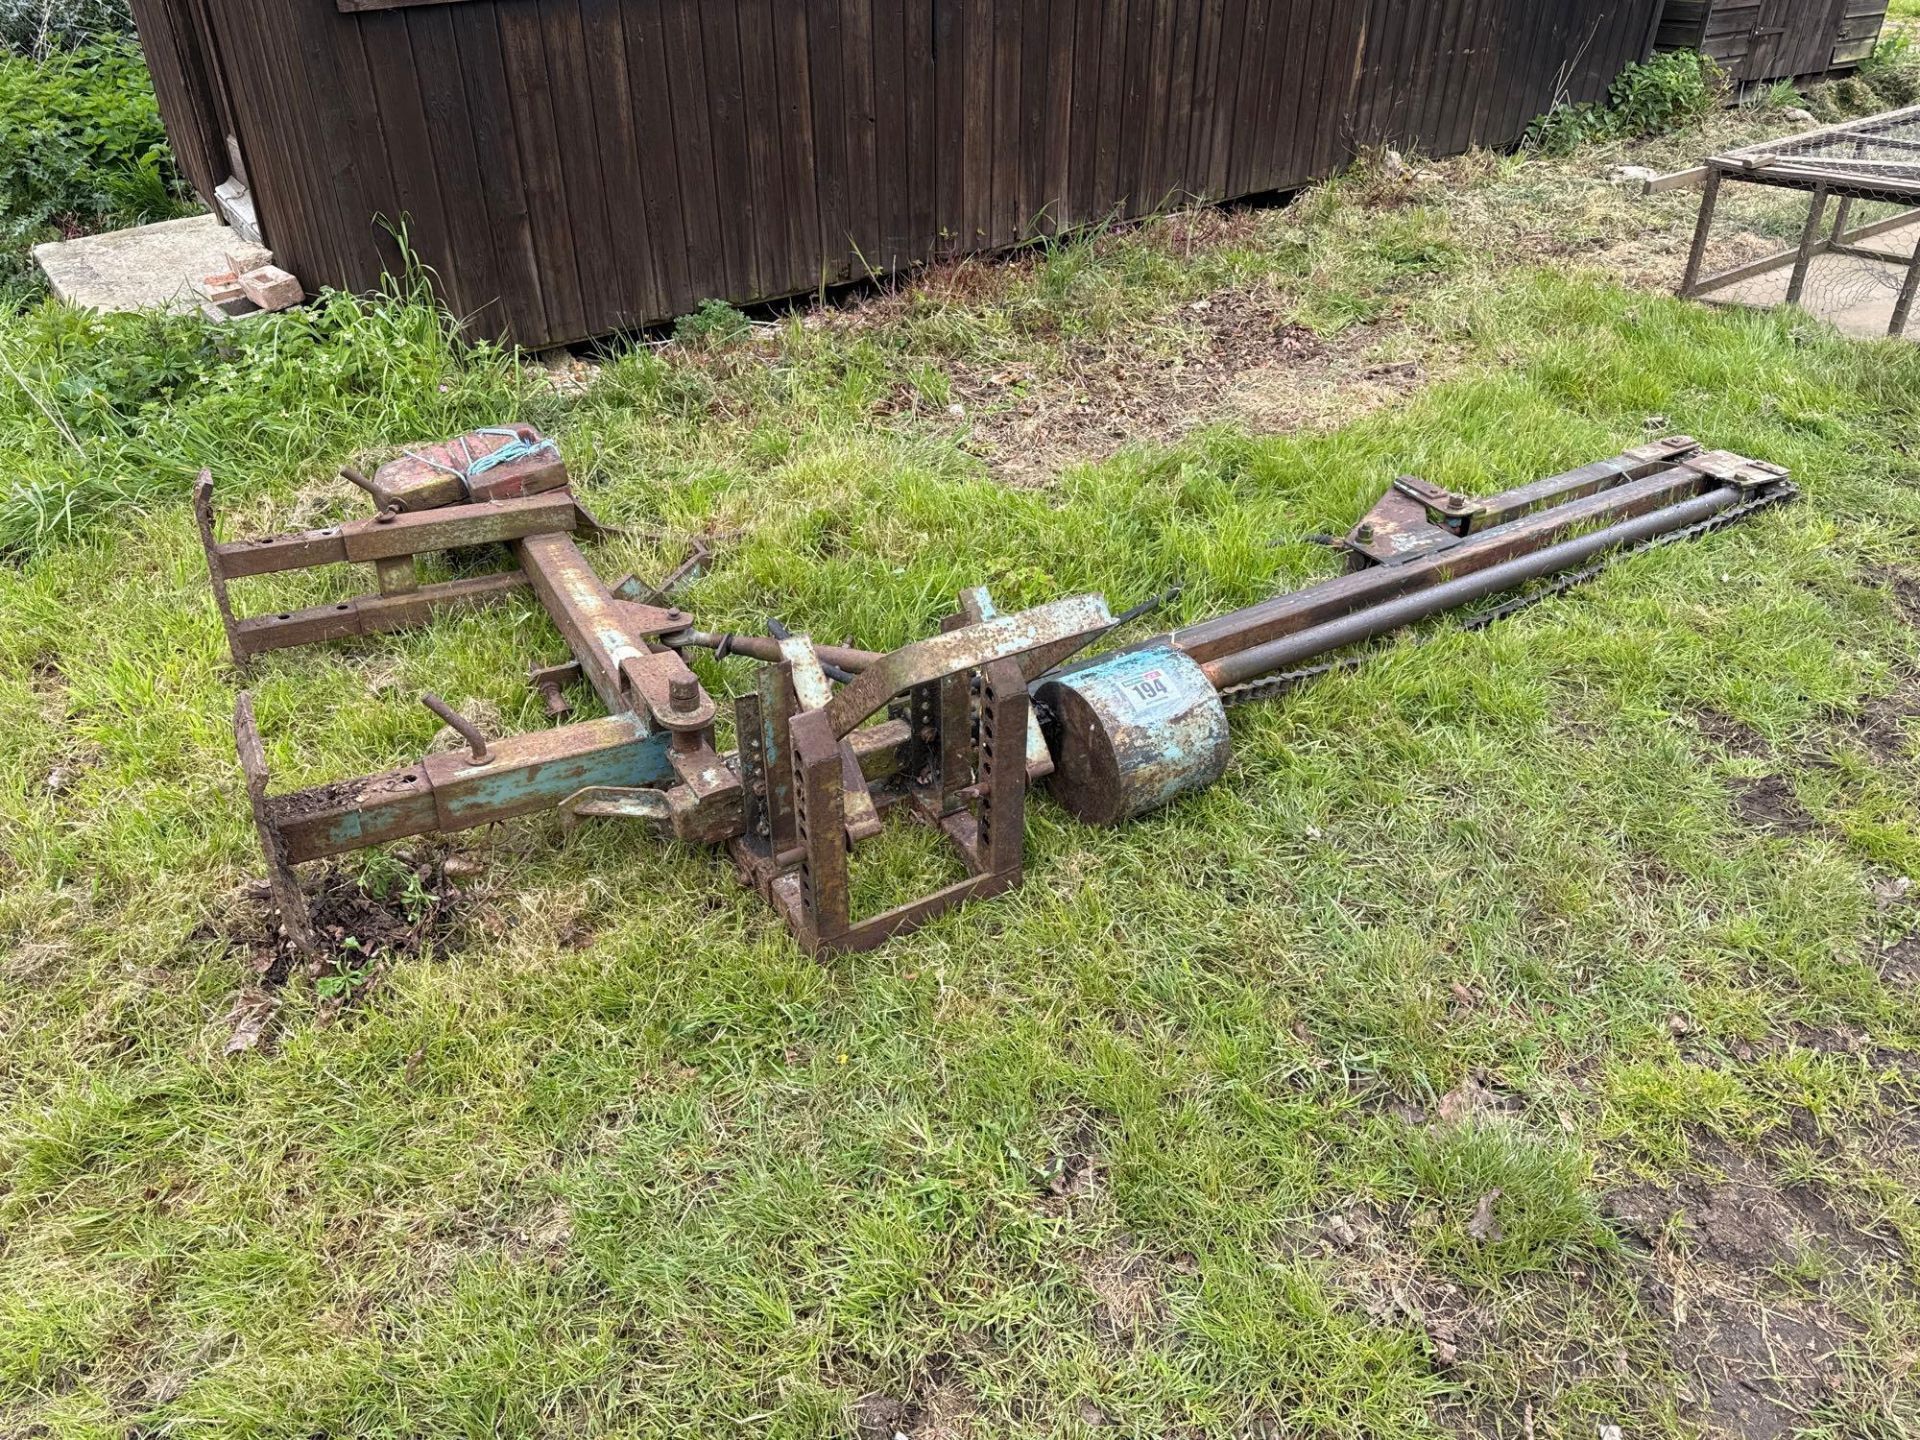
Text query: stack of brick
193 245 304 319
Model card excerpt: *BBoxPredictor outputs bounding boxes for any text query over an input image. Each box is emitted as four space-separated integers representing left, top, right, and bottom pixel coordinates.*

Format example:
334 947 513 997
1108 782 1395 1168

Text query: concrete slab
1708 219 1920 340
31 212 262 319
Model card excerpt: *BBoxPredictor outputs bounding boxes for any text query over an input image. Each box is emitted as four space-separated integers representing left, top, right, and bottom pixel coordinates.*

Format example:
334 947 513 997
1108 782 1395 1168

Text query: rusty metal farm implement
201 429 1794 957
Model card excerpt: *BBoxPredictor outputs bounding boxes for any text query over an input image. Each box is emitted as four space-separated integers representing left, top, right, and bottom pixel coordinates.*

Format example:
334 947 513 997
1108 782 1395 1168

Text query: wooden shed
1654 0 1888 84
129 0 1664 349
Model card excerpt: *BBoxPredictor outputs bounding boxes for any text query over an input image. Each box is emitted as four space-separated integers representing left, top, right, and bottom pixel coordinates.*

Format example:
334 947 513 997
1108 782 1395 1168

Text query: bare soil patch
1849 682 1920 763
1693 708 1772 759
1879 933 1920 988
945 294 1428 488
1080 1244 1170 1347
221 850 471 1051
1728 774 1817 835
1606 1134 1907 1440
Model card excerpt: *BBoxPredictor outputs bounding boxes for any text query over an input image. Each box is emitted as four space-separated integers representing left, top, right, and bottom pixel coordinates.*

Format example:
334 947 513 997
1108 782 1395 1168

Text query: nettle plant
1 0 132 56
1527 51 1729 156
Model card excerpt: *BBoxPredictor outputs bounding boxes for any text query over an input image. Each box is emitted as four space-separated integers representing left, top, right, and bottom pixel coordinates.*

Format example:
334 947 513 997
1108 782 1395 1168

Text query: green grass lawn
3 94 1920 1440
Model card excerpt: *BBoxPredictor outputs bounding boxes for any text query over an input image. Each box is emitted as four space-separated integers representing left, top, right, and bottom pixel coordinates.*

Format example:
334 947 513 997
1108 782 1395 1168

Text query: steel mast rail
204 431 1792 956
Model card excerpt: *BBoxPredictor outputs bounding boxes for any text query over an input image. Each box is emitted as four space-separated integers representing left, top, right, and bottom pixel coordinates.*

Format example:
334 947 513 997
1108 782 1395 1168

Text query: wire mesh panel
1680 106 1920 340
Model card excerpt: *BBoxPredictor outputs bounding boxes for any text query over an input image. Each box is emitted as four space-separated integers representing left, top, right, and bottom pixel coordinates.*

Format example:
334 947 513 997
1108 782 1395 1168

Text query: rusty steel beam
230 571 528 658
822 594 1113 739
212 491 578 578
1167 454 1735 665
513 532 695 715
1203 483 1749 689
270 712 675 862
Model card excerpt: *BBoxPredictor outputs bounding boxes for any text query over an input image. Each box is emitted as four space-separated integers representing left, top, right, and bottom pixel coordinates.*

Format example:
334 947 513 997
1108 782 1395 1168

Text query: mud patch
1879 933 1920 987
1728 774 1816 834
1849 682 1920 763
1873 565 1920 628
1313 1205 1494 1371
846 1351 980 1440
223 850 471 1048
1605 1136 1904 1440
1693 708 1772 759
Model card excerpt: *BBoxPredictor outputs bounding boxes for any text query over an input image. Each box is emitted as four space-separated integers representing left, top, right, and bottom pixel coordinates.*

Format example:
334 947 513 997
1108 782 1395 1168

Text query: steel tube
679 631 883 673
1201 486 1744 690
1170 465 1719 664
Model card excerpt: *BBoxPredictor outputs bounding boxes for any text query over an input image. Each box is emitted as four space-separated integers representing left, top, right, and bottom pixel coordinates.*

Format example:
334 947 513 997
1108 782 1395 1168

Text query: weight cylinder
1037 645 1232 826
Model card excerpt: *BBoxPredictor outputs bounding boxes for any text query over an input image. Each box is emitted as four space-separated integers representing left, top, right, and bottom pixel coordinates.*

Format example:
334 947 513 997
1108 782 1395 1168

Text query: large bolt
669 675 700 714
1355 523 1375 543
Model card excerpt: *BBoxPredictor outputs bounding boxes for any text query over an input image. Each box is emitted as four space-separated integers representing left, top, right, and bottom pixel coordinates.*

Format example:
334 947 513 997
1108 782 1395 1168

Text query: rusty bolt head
1355 523 1375 543
669 675 700 713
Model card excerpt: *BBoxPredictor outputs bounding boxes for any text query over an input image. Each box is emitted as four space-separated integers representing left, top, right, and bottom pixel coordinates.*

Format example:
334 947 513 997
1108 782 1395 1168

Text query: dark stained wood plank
1287 0 1337 187
1460 0 1511 150
1114 0 1155 213
1092 0 1130 215
901 0 937 258
445 2 548 341
1353 0 1411 149
618 0 695 317
1264 0 1313 191
354 10 457 289
1184 0 1225 199
576 0 662 327
1161 0 1199 205
1254 0 1303 193
807 0 853 282
695 0 760 301
1488 0 1549 147
870 0 907 266
249 0 355 282
767 0 823 293
1138 0 1176 210
1042 0 1077 234
293 0 391 283
1434 0 1489 157
333 16 405 279
127 0 224 199
662 0 730 302
1067 0 1107 226
541 1 630 333
494 1 587 337
990 0 1022 243
961 0 994 248
841 0 883 274
738 0 800 296
1313 0 1369 179
1390 0 1449 144
933 0 967 253
1204 0 1250 199
404 5 508 333
1017 0 1052 237
1410 0 1468 151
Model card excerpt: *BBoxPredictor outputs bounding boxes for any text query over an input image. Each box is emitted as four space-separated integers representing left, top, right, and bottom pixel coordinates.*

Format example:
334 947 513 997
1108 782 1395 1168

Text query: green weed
1528 52 1727 155
0 37 190 306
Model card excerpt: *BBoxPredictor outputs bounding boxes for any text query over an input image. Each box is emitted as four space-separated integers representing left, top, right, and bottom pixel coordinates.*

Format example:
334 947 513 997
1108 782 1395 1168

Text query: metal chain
1217 484 1800 710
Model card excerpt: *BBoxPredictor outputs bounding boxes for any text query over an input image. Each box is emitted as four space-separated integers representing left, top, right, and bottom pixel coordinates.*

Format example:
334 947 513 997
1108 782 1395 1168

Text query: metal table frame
1680 104 1920 338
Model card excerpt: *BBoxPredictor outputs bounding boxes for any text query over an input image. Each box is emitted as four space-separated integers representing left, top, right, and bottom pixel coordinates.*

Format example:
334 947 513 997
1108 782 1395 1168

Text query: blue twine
404 427 559 488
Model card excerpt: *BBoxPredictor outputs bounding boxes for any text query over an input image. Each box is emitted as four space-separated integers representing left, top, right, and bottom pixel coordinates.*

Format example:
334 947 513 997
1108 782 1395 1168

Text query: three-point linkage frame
202 428 1794 957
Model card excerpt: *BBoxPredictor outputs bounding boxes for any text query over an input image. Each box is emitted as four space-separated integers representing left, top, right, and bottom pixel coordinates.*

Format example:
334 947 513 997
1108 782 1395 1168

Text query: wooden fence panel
177 0 1664 347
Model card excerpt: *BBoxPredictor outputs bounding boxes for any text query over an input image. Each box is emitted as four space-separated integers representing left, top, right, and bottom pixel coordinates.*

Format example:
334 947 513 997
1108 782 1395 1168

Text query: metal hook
421 693 492 764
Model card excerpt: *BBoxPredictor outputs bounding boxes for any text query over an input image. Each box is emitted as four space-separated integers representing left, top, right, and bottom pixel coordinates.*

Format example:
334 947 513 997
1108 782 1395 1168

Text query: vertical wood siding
165 0 1663 347
1654 0 1888 83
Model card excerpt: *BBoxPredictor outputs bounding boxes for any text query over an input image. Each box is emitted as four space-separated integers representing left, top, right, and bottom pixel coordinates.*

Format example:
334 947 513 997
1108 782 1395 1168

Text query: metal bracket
234 692 317 958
